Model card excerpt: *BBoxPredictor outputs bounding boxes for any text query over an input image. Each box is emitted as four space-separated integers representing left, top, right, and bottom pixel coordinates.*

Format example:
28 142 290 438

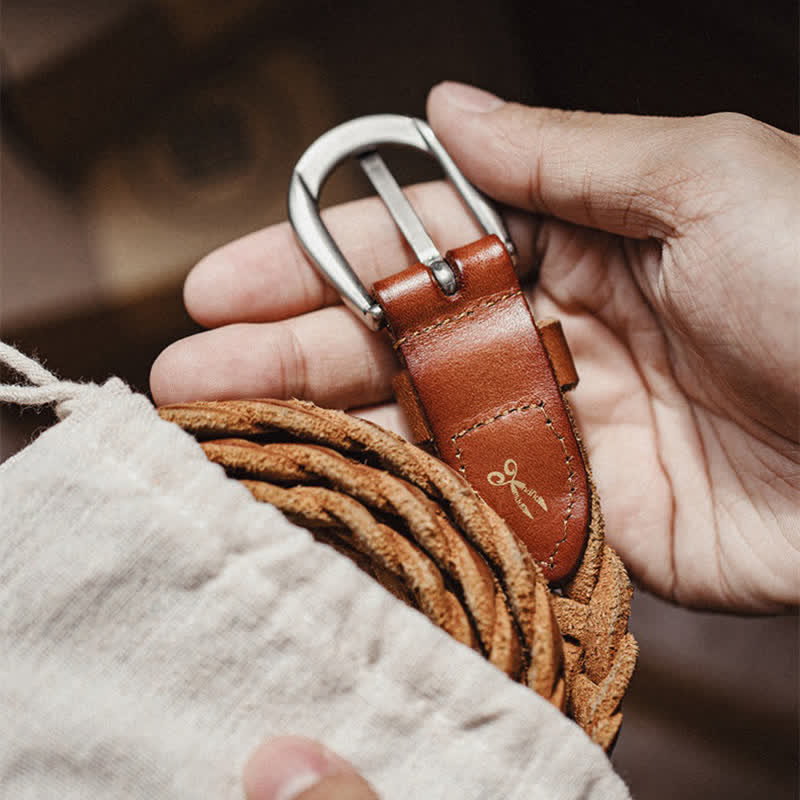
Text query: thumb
427 81 694 240
243 737 380 800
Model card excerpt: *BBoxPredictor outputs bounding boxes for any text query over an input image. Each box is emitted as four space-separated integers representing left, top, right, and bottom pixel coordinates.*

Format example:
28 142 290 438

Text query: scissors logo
487 459 548 520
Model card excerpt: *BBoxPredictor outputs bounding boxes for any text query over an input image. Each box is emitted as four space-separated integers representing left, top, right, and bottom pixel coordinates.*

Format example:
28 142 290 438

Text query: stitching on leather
450 400 576 572
393 289 522 349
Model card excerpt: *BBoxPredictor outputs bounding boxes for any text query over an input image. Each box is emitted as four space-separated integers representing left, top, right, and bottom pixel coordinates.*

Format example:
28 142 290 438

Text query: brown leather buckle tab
537 319 579 392
392 370 434 445
374 235 590 583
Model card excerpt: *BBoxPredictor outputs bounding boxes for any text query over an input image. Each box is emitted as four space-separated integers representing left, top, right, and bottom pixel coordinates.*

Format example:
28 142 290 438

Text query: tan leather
391 369 434 444
392 316 579 452
373 235 590 583
537 318 579 392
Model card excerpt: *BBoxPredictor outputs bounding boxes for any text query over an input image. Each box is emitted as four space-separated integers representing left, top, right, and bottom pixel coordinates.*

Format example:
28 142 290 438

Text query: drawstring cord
0 342 85 408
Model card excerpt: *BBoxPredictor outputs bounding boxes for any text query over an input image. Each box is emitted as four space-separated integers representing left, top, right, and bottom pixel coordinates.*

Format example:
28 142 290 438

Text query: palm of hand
530 204 798 612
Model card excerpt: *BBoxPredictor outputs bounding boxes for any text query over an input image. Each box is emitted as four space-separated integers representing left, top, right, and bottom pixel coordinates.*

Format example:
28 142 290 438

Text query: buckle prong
288 115 515 330
358 151 458 296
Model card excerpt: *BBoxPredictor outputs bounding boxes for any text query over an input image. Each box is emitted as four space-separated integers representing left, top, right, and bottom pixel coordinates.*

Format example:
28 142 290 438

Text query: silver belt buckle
288 114 516 331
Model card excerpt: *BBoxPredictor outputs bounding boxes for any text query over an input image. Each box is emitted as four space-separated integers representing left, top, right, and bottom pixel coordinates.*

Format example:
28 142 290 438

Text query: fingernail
273 769 324 800
244 738 345 800
436 81 505 113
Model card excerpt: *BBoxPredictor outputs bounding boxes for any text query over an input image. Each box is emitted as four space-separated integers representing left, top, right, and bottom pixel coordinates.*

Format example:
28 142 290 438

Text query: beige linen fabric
0 344 629 799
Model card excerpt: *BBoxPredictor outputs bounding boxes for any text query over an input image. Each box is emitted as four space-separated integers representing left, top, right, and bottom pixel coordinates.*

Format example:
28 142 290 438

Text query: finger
244 736 379 800
351 402 413 440
427 81 699 240
185 181 489 328
149 305 397 408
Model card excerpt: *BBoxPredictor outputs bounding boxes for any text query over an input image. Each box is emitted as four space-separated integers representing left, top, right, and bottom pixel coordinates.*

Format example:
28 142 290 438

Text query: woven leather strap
373 235 589 583
159 398 638 751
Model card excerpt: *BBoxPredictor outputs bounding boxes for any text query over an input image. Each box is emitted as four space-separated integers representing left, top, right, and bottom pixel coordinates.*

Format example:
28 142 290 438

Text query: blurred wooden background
2 2 798 797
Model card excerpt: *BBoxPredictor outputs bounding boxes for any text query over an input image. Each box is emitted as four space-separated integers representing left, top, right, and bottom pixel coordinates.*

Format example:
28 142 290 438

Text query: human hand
151 82 800 613
244 737 378 800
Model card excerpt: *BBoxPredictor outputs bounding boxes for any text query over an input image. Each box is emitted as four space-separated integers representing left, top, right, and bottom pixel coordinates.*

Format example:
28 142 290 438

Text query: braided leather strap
159 398 636 750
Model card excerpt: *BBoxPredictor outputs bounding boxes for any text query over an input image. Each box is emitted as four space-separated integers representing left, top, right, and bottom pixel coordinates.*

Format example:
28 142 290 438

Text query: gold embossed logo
487 459 548 519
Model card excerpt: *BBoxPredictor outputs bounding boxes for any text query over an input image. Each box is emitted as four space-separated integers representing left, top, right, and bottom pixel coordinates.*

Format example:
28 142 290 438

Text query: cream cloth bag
0 343 629 799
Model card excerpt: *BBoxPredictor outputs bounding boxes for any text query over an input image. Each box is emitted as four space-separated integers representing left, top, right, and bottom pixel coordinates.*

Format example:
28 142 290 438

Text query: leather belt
289 115 591 582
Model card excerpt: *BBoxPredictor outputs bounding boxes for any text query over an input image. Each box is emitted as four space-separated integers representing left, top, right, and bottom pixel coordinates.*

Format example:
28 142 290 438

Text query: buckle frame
288 114 516 330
